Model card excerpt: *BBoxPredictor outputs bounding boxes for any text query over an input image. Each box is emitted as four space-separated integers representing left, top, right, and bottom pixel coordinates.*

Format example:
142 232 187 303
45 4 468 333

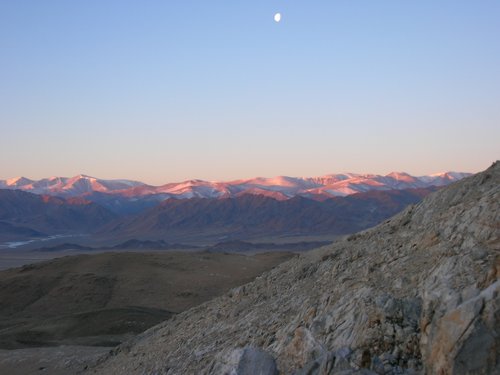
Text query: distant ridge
0 171 472 245
33 239 328 253
0 189 116 238
34 239 197 252
0 171 470 201
0 185 441 244
104 187 439 241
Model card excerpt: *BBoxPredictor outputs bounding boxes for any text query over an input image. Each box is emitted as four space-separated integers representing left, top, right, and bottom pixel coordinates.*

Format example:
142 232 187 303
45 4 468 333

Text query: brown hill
0 251 294 350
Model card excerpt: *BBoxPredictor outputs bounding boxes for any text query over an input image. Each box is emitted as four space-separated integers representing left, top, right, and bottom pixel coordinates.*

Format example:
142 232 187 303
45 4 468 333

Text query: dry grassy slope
89 162 500 375
0 251 294 349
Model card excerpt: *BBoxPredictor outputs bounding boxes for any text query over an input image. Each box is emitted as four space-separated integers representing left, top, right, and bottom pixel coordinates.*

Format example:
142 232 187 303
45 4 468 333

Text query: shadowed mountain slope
89 162 499 374
0 190 116 238
105 187 437 241
1 186 437 245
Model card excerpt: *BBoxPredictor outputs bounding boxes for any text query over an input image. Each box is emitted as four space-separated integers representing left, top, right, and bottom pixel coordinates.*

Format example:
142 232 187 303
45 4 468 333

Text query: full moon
274 13 281 23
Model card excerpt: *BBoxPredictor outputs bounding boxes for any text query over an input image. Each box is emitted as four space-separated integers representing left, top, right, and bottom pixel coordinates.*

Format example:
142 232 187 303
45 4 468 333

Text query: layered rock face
89 162 499 375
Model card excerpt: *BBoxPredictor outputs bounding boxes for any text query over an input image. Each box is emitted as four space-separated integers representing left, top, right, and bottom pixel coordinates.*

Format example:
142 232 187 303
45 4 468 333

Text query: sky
1 1 499 185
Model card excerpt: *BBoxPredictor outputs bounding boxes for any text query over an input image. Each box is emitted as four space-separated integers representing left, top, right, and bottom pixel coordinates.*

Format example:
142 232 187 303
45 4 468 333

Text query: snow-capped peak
6 177 34 186
1 171 472 199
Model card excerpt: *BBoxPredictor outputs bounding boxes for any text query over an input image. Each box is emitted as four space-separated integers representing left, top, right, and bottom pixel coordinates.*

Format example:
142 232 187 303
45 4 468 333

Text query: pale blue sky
1 1 499 184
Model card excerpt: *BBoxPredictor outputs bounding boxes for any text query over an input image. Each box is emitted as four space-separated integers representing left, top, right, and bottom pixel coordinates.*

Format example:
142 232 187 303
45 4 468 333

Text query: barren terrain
0 250 294 352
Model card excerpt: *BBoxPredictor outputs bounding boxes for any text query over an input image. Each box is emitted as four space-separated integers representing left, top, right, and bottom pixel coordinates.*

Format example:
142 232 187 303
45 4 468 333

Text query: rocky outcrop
88 162 500 374
213 347 278 375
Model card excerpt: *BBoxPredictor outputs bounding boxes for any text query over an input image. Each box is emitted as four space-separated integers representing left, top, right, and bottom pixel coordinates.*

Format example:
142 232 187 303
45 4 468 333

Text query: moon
274 13 281 23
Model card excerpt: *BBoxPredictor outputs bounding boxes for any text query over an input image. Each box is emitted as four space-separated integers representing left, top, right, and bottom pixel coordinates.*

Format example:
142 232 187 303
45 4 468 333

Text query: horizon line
0 169 479 188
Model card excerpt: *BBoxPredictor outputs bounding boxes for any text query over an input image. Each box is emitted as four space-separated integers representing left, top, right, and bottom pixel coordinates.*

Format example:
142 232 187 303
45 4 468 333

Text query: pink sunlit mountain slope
0 175 145 196
0 172 471 201
0 169 477 245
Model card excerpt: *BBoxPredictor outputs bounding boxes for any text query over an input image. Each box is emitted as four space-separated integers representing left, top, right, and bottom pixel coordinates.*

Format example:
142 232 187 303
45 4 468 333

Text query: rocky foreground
89 162 499 374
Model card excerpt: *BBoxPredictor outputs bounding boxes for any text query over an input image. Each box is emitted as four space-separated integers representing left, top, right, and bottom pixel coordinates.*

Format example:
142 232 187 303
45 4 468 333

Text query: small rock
370 355 384 374
237 347 278 375
470 247 488 261
285 327 325 369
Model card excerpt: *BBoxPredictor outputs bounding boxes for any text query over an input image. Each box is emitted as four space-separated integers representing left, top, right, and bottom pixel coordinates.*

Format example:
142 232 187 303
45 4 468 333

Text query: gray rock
284 326 326 371
335 347 353 359
213 346 278 375
370 355 385 374
236 347 278 375
401 298 421 328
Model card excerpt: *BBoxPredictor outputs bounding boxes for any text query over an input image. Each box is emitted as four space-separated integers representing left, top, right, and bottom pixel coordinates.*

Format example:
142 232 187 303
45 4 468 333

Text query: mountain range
103 188 437 242
0 171 470 245
0 171 470 201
